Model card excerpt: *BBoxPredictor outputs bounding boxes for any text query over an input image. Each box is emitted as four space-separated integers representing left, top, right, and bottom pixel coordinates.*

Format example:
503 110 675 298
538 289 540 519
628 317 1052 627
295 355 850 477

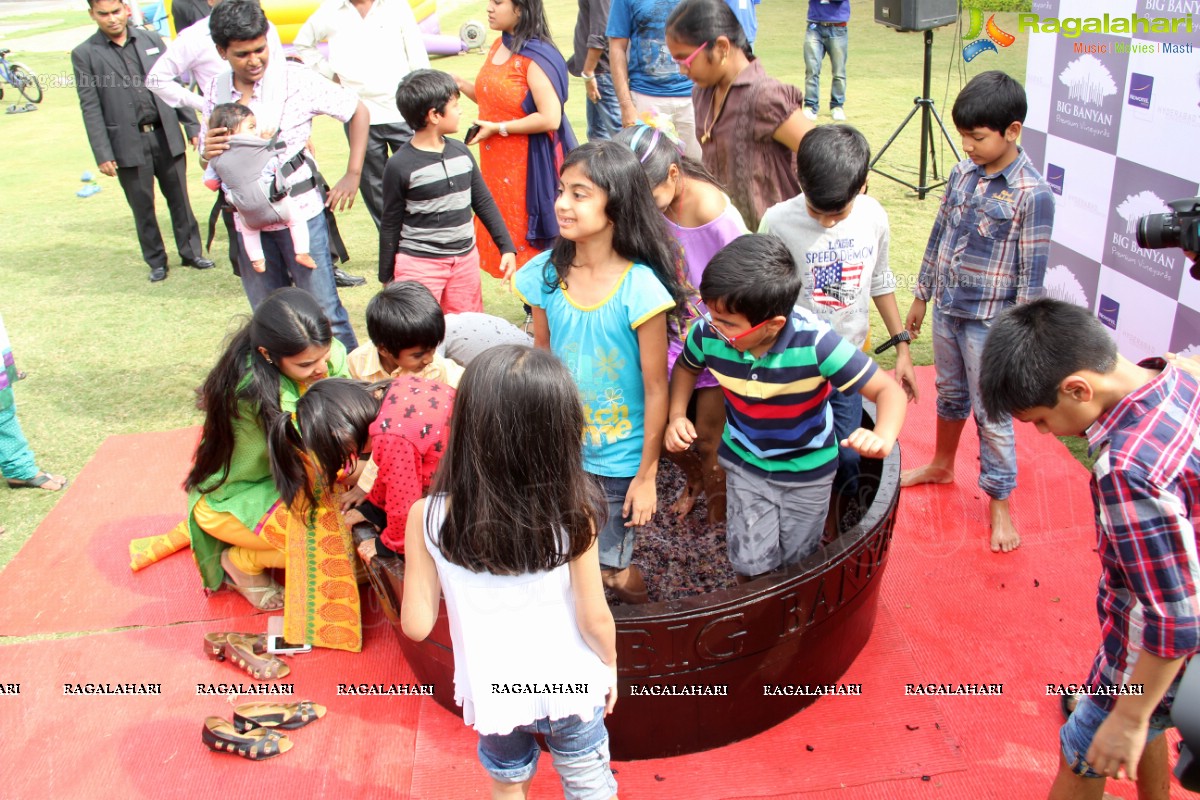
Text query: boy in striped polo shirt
379 69 516 312
666 235 907 580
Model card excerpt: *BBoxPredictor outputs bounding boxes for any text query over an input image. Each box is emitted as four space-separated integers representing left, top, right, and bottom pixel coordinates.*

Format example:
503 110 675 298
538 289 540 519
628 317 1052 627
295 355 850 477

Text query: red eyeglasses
690 301 773 346
673 41 710 71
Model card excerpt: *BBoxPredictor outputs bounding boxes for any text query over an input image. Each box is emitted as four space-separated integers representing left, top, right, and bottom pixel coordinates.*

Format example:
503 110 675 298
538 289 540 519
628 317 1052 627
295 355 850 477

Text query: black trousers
115 126 202 270
348 121 413 230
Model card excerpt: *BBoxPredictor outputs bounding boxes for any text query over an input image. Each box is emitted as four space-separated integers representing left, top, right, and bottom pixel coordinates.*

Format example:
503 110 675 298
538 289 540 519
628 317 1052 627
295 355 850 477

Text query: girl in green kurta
185 288 350 613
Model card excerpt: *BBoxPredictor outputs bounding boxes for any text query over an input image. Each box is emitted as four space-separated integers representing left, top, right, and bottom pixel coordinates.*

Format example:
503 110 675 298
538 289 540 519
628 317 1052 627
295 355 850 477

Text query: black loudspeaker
874 0 958 31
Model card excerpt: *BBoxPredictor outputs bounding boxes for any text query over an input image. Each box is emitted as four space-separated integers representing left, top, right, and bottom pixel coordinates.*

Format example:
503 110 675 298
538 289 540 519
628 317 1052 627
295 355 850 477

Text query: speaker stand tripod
869 29 960 199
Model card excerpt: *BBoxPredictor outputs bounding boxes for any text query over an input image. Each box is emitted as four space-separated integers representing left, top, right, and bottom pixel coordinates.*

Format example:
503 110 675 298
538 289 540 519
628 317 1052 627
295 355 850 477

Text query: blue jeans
829 389 863 496
1060 695 1172 778
591 474 638 570
237 212 358 351
478 708 617 800
585 73 621 141
931 309 1015 500
804 23 848 111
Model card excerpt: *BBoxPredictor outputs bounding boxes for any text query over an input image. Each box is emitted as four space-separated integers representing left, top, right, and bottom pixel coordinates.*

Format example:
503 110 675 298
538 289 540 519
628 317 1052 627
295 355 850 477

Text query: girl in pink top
617 120 747 523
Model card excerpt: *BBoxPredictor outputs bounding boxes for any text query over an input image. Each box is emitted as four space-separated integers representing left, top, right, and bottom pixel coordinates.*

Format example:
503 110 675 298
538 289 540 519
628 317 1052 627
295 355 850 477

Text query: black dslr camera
1136 196 1200 279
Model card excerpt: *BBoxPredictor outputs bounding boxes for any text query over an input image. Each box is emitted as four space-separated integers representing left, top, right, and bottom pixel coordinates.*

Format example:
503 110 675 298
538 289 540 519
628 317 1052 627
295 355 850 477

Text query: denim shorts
477 708 617 800
591 474 638 570
1059 694 1173 778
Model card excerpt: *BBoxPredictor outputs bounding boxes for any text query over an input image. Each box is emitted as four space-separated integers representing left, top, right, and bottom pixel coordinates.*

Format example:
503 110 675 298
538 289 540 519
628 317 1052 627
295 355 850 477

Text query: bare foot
989 498 1020 553
899 463 955 487
251 259 267 273
671 480 701 518
603 565 649 604
295 252 317 269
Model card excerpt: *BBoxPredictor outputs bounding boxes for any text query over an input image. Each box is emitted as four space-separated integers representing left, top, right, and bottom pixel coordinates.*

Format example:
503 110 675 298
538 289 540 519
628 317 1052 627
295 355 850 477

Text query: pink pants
393 247 484 314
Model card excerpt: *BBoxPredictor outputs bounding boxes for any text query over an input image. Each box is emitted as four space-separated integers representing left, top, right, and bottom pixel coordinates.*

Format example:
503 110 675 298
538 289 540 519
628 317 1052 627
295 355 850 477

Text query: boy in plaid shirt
903 70 1054 554
981 299 1200 799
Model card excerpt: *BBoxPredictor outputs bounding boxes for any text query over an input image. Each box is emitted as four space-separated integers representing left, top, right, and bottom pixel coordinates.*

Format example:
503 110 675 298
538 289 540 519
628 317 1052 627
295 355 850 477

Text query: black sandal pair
202 701 327 761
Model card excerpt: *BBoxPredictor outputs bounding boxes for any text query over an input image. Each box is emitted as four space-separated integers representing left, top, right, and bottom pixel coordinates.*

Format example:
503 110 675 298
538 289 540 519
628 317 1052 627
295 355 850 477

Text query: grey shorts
720 456 835 576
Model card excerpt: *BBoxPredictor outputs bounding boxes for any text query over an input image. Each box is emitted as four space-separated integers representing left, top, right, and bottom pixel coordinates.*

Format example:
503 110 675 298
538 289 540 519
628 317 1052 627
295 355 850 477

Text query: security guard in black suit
72 0 215 281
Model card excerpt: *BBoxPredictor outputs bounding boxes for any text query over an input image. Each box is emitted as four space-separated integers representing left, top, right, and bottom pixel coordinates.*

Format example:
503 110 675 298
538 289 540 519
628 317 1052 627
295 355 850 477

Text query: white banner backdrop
1021 0 1200 360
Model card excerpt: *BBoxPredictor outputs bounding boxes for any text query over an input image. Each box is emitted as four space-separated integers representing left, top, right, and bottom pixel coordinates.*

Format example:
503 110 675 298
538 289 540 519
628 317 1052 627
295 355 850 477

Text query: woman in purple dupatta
458 0 576 279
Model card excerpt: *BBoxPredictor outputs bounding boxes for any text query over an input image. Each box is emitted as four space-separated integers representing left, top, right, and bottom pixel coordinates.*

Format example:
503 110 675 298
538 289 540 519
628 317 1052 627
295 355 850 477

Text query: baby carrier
209 134 293 228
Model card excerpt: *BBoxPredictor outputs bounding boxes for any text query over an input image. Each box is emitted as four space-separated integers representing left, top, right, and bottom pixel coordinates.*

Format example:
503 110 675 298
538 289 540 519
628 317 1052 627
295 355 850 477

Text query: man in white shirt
293 0 429 230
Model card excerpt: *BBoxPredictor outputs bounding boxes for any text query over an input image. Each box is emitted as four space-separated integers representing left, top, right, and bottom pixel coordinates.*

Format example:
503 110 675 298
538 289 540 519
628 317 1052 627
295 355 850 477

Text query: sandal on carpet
223 633 290 681
203 631 266 662
233 700 327 732
6 472 68 491
220 550 285 611
202 717 292 760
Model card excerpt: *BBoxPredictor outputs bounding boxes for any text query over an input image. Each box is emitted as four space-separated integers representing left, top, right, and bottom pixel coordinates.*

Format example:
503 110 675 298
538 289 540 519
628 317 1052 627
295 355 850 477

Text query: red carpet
0 367 1194 798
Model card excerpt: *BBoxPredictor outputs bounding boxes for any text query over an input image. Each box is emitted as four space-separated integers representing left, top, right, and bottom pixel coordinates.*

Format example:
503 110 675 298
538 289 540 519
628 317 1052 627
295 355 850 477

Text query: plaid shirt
914 148 1054 320
1084 361 1200 714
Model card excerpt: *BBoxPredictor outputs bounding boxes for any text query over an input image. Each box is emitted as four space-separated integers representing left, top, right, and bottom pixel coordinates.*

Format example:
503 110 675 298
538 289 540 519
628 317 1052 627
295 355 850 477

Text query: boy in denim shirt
903 70 1055 554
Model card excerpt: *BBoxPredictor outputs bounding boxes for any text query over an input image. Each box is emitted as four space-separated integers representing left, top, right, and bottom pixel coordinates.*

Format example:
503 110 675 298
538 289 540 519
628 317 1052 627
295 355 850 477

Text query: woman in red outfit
457 0 576 278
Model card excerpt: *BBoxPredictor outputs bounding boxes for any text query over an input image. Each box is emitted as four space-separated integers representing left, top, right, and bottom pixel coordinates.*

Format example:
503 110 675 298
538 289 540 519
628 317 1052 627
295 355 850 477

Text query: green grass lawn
0 0 1048 571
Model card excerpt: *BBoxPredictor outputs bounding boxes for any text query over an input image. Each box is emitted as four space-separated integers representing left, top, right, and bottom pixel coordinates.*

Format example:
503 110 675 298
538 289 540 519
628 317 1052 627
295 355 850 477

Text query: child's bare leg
694 387 727 524
490 778 532 799
1047 750 1107 800
989 496 1020 553
602 565 648 604
240 226 268 273
284 201 315 268
664 448 704 518
1135 735 1170 800
900 416 966 486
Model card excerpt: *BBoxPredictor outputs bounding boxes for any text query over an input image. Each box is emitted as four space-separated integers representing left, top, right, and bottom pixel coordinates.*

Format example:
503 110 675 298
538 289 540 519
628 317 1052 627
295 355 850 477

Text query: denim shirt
914 147 1055 320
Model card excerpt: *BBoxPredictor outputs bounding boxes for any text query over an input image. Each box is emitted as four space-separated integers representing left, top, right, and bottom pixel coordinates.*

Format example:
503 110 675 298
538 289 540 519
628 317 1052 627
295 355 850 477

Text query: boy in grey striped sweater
380 69 516 312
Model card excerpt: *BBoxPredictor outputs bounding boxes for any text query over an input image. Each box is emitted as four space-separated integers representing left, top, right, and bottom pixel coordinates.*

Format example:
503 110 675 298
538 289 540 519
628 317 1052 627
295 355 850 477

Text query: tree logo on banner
1045 264 1090 307
1059 55 1119 106
962 9 1017 61
1116 190 1169 234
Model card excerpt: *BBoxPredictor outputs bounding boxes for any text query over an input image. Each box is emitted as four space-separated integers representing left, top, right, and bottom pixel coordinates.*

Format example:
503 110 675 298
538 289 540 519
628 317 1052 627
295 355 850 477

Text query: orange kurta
474 39 539 278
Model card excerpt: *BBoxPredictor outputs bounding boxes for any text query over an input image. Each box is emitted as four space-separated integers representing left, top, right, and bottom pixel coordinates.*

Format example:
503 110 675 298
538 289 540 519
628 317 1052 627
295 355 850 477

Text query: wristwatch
874 330 913 354
499 122 509 137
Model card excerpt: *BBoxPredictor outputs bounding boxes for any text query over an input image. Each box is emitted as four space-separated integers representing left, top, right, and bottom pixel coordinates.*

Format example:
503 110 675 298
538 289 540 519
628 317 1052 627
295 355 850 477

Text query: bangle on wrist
499 121 509 137
581 72 596 81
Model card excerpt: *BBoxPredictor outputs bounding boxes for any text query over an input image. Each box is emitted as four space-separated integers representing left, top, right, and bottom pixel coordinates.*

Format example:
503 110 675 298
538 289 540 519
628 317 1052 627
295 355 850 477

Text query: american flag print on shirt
811 259 863 309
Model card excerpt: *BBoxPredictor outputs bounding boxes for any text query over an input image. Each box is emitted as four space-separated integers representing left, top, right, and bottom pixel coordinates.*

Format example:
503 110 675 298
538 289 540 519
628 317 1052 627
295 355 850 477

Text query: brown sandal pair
202 702 326 761
203 632 290 680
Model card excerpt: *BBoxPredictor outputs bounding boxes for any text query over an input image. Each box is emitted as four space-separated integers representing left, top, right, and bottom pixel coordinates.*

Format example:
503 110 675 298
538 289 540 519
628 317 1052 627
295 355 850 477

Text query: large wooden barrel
360 442 899 760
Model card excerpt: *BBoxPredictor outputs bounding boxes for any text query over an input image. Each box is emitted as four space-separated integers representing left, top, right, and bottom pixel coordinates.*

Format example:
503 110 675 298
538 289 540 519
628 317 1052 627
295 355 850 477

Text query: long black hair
185 288 332 495
429 345 602 575
269 378 384 507
545 140 688 328
508 0 554 52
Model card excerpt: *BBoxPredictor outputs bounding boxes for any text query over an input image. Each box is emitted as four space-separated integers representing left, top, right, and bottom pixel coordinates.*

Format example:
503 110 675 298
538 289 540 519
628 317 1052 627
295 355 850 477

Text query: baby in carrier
204 103 315 272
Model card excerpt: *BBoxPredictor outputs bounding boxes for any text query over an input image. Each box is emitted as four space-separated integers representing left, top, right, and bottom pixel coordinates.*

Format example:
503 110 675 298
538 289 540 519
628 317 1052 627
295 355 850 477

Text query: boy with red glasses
666 234 907 580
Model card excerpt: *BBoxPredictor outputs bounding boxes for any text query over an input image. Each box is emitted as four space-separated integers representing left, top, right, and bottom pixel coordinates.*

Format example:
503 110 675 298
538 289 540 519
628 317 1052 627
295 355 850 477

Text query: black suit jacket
170 0 211 37
71 26 199 168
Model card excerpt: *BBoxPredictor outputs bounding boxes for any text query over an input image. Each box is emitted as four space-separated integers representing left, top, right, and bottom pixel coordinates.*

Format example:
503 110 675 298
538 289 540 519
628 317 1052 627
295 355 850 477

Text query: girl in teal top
185 287 349 610
513 140 687 604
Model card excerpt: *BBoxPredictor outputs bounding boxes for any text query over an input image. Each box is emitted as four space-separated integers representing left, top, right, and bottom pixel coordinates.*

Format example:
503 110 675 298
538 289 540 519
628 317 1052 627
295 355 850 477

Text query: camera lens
1136 212 1181 250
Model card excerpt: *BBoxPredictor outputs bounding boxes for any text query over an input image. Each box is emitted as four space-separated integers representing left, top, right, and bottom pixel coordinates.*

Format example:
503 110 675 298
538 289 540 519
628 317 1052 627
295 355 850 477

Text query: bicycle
0 48 43 104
